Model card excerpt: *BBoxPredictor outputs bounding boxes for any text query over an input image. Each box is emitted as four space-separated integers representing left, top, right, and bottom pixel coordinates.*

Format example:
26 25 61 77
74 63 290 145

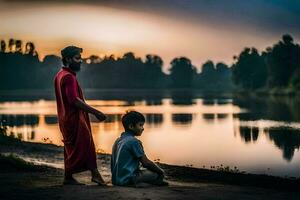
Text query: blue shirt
111 131 145 186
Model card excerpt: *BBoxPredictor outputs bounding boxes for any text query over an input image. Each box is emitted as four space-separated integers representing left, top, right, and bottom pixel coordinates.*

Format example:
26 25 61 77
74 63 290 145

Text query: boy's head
122 111 145 136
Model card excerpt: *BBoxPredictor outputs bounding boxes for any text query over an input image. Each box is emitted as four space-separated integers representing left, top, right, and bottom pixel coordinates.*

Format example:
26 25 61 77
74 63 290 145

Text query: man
54 46 106 185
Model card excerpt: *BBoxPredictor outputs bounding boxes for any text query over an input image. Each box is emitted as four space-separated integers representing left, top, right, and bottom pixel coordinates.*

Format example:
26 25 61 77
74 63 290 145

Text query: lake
1 90 300 178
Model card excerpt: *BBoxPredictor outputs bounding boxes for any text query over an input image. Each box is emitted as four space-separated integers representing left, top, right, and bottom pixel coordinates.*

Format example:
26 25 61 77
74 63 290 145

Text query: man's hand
94 111 106 122
74 98 106 122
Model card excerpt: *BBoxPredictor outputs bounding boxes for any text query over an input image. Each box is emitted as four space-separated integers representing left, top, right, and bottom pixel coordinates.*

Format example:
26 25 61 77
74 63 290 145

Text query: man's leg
91 168 106 185
63 171 84 185
134 169 168 186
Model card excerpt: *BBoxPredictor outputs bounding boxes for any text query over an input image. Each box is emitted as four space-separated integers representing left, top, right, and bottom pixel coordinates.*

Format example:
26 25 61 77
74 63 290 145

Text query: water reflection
237 124 300 161
145 99 163 106
217 113 229 120
1 96 300 177
202 99 215 106
172 114 193 124
266 128 300 162
239 126 259 143
146 114 163 126
202 113 215 123
0 114 39 127
231 94 300 162
215 99 232 105
233 94 300 122
170 90 195 105
45 115 58 124
90 114 122 123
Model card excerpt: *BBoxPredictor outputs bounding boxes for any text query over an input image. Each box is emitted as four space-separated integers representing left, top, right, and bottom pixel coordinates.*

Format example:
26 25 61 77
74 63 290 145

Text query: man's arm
74 97 106 121
140 154 164 176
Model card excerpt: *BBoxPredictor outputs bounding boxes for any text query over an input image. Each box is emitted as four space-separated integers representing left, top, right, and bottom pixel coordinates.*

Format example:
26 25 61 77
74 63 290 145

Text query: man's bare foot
91 176 106 186
91 169 106 186
63 177 85 185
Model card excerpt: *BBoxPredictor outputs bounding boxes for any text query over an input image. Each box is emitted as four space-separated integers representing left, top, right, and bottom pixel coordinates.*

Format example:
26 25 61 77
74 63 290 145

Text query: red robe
54 67 97 174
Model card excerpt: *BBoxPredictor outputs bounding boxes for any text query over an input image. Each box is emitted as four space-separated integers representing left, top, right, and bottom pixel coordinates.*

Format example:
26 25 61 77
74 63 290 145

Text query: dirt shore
0 134 300 200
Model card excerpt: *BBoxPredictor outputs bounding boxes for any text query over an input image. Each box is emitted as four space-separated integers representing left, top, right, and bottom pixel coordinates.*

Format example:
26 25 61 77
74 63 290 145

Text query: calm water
1 91 300 177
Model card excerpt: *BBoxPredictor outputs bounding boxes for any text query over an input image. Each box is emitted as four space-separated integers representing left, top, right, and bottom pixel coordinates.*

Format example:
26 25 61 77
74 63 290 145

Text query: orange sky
0 1 298 71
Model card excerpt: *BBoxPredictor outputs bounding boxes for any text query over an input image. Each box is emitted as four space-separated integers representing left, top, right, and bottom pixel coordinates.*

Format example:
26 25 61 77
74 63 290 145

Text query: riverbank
1 134 300 200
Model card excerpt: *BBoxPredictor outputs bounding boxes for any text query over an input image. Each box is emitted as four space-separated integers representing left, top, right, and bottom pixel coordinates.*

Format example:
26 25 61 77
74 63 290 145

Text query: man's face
130 122 144 136
68 53 82 72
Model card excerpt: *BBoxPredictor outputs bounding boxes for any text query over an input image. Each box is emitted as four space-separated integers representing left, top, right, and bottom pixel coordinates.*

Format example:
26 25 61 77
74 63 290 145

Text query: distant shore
0 88 299 102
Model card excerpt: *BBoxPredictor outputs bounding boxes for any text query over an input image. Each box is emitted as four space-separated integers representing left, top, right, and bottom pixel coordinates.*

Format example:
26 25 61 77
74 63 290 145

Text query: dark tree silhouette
215 62 232 86
43 55 61 68
0 40 6 52
265 34 300 88
8 38 15 53
201 60 216 82
144 54 164 87
145 54 163 69
267 128 300 161
86 55 102 64
117 52 145 88
122 52 135 60
232 47 267 89
169 57 196 88
216 62 229 74
194 60 216 89
194 61 232 90
15 40 22 53
202 60 215 74
25 42 38 56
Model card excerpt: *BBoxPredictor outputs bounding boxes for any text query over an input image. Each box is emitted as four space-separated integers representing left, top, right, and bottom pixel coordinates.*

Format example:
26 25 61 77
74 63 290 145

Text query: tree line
0 39 232 90
1 35 299 91
232 34 300 90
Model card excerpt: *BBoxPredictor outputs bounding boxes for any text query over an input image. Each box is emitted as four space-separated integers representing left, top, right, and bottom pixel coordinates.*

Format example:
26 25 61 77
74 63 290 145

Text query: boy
111 111 168 186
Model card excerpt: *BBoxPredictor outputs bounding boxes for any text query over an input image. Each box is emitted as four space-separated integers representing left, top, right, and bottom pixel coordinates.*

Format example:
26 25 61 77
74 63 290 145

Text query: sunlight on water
1 97 300 177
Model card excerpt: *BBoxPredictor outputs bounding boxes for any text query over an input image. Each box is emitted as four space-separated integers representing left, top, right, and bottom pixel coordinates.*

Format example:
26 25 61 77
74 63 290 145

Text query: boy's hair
122 111 145 131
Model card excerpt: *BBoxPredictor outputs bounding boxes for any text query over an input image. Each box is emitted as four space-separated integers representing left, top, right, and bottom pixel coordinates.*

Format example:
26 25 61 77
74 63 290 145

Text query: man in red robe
54 46 106 185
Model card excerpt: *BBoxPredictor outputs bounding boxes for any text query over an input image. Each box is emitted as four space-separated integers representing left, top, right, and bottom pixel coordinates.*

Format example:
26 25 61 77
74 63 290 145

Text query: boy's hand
140 155 166 177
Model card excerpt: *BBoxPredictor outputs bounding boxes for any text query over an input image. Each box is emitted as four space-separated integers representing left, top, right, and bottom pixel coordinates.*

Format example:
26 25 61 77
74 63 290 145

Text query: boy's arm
140 154 165 176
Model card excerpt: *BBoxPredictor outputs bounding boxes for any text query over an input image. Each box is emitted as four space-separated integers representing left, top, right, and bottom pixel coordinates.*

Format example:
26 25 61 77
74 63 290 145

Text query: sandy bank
0 134 300 200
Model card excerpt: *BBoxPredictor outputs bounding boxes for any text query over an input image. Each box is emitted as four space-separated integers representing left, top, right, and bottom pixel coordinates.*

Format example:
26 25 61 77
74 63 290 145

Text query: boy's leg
134 169 167 186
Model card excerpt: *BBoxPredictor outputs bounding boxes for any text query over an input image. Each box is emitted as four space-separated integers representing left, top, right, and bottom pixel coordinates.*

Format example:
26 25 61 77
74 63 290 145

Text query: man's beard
69 62 81 72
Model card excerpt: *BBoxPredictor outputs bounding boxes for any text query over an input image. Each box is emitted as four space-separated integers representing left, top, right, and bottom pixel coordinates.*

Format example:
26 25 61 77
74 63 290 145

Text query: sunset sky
0 0 299 71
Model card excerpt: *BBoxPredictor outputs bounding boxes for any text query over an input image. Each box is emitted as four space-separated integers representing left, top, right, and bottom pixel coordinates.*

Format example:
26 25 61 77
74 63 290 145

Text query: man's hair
122 111 145 131
61 45 82 66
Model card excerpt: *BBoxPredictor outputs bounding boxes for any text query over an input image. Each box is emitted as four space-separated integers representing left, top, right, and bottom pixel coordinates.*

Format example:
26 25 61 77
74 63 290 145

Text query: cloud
3 0 300 36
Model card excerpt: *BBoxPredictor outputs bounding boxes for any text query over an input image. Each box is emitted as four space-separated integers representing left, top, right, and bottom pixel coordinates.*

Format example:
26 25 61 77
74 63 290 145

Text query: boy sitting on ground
111 111 168 187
